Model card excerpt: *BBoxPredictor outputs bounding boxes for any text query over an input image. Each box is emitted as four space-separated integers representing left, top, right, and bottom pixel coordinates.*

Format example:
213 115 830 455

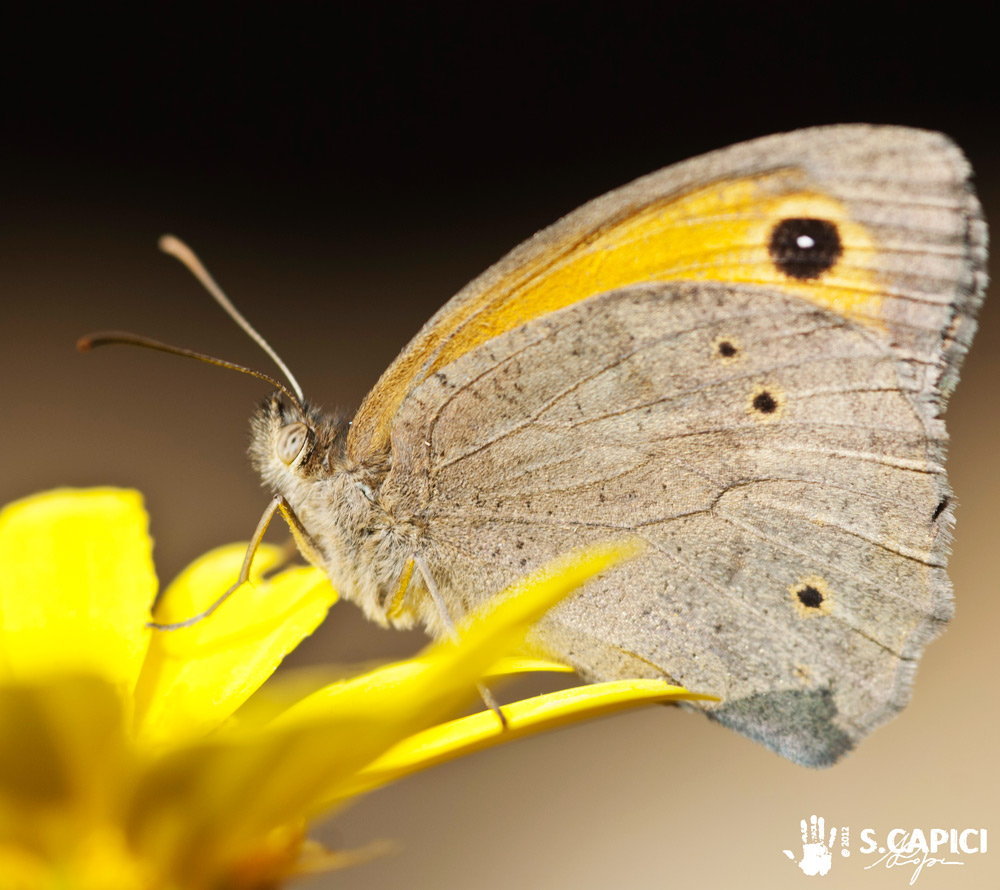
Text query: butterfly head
249 394 349 495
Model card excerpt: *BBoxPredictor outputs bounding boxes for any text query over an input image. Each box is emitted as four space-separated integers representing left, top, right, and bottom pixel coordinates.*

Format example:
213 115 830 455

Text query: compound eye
276 422 308 466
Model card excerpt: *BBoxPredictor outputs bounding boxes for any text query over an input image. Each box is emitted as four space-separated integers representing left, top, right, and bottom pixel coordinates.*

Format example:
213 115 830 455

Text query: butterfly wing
373 126 987 765
349 125 985 462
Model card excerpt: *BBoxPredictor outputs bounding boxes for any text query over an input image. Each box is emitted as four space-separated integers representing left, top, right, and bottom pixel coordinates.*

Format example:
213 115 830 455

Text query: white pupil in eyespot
277 423 307 465
796 234 816 249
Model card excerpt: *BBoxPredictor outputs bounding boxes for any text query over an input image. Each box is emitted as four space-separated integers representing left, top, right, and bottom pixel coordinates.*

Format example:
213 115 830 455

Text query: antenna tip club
159 234 192 263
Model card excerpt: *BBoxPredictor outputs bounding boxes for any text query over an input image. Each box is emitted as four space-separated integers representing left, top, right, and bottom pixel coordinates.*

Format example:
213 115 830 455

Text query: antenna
77 332 306 414
158 234 305 403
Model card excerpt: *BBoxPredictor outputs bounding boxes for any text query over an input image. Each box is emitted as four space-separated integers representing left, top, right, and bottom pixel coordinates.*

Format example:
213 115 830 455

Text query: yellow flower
0 489 701 889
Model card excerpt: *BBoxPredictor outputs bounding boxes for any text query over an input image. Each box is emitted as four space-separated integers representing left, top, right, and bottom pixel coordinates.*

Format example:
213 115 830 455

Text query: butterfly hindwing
381 275 959 765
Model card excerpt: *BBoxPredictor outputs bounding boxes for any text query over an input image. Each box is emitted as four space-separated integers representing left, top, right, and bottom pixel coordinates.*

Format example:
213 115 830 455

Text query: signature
864 833 964 886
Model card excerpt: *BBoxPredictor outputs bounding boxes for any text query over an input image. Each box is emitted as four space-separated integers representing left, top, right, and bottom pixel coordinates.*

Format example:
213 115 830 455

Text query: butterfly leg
384 557 415 621
147 494 323 631
412 553 507 729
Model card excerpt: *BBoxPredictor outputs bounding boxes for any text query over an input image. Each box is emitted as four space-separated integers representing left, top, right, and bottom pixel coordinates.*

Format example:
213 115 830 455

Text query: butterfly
87 125 988 766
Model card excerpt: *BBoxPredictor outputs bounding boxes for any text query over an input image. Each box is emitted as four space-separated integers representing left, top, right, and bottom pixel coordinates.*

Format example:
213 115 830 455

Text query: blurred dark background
1 3 997 887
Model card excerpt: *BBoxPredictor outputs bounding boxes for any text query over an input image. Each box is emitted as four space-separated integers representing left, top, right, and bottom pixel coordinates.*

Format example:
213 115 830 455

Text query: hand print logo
783 815 849 876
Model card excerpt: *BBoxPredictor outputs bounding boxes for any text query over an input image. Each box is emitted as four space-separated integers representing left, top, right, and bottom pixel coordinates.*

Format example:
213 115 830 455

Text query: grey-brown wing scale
381 280 960 766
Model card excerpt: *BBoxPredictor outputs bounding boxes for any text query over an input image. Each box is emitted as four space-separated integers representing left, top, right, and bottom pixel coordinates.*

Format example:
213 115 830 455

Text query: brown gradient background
2 5 997 888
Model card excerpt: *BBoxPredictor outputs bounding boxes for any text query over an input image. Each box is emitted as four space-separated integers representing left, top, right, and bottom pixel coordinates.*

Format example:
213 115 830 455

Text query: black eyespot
931 497 949 522
790 576 833 617
769 218 843 280
752 390 778 414
717 340 737 358
796 585 824 609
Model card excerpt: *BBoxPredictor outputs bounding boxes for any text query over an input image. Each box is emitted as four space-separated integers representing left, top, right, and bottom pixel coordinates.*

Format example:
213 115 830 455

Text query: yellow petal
275 540 643 730
127 542 637 878
344 679 711 798
0 489 155 693
62 826 152 890
484 656 576 678
0 674 131 850
132 543 336 745
0 845 47 889
0 826 152 890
